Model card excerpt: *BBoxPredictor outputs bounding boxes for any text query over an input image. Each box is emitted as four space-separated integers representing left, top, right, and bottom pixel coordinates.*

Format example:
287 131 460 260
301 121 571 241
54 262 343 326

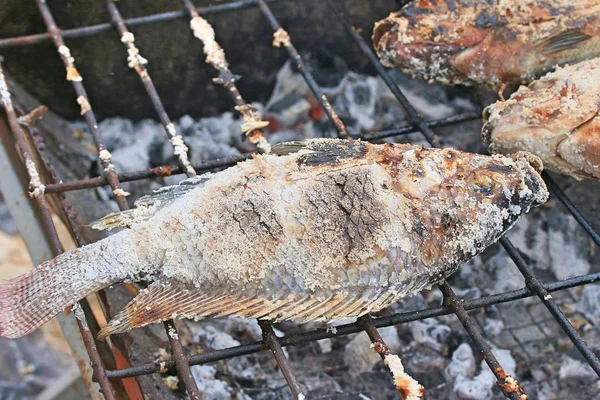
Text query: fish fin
98 280 398 339
273 139 369 167
0 250 116 339
270 141 309 155
537 29 591 55
91 175 210 231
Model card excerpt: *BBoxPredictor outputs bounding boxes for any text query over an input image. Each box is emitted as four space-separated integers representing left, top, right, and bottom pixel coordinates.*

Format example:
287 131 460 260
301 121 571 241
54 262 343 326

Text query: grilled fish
0 139 548 340
373 0 600 88
483 58 600 180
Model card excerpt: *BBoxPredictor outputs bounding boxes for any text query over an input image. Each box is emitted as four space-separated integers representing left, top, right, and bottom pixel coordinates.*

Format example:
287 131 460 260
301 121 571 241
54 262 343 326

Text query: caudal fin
0 248 120 339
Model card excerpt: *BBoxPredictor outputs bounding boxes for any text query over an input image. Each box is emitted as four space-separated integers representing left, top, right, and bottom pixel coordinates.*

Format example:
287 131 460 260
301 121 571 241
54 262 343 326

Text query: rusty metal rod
43 110 476 195
0 0 284 49
256 0 348 138
104 271 600 380
500 237 600 377
164 321 202 399
34 0 129 210
0 60 117 400
439 282 527 400
105 0 196 177
326 0 442 147
258 320 304 398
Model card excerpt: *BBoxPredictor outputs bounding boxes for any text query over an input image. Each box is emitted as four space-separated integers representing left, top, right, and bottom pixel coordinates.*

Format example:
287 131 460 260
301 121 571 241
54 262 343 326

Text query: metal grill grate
0 0 599 399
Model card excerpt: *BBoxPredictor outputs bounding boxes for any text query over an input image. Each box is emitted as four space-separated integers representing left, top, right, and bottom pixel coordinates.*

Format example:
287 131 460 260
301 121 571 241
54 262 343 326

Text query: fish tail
0 245 125 339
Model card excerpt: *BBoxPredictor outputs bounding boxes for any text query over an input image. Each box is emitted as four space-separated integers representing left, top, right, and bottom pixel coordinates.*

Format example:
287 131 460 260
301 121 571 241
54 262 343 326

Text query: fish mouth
511 152 548 208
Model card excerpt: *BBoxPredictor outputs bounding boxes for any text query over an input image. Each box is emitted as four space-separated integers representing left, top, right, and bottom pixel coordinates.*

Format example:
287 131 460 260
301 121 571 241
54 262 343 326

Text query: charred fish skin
373 0 600 88
0 139 549 339
483 57 600 180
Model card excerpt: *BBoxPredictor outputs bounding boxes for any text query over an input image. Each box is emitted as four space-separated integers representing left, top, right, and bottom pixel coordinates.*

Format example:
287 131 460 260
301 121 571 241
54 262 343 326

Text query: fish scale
0 139 548 340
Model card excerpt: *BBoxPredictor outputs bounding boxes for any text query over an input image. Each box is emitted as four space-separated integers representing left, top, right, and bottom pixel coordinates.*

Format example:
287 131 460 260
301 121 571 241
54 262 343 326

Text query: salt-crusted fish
0 139 548 340
483 58 600 180
373 0 600 88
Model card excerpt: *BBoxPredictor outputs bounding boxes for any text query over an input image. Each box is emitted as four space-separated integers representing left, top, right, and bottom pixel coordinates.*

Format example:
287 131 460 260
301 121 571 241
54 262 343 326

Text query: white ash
484 318 505 337
191 324 240 350
409 319 451 353
317 338 333 354
190 365 238 400
445 343 476 381
344 326 401 375
579 284 600 328
450 344 517 400
558 355 597 382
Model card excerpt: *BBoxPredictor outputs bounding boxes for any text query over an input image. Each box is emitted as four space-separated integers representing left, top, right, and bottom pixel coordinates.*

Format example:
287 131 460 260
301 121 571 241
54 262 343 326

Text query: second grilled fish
0 139 548 340
373 0 600 88
483 57 600 180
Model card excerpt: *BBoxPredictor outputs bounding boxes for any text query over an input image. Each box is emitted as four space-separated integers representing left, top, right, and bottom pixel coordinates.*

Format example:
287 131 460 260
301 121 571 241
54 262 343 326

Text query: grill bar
105 0 197 177
439 282 526 400
0 60 116 400
0 0 283 49
543 172 600 246
257 0 348 138
500 238 600 376
42 111 479 194
105 270 600 380
34 0 129 210
182 0 269 152
163 320 202 399
258 320 304 398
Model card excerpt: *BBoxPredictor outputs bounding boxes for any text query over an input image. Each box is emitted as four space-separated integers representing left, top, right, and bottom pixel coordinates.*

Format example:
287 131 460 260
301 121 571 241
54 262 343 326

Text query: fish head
482 66 600 179
373 0 490 84
376 143 548 214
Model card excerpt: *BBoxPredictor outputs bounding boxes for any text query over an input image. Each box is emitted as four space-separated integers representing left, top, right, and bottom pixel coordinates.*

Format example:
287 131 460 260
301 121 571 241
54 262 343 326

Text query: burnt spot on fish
475 11 498 28
485 162 515 175
296 140 368 167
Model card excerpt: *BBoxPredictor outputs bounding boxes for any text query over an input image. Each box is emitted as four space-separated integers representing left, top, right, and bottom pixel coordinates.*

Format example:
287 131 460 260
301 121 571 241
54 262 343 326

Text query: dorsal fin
536 29 591 55
91 175 211 231
273 139 369 167
97 278 398 339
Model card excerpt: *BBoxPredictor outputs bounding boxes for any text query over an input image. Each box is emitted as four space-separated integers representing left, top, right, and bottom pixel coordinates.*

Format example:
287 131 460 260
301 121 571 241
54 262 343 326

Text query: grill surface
0 0 599 399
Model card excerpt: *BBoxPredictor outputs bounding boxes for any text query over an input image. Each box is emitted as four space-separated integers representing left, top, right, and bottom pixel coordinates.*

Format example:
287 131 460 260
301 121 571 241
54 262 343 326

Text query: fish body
483 57 600 180
0 139 548 339
373 0 600 88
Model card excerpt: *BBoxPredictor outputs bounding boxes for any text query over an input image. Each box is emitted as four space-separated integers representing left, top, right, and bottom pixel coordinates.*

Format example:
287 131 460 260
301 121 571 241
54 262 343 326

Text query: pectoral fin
537 29 591 55
98 278 397 339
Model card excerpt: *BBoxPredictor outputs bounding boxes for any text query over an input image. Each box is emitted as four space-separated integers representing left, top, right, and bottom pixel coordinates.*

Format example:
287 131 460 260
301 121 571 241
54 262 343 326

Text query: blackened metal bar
105 0 196 177
105 272 600 380
357 315 390 360
0 0 284 49
361 111 481 141
543 172 600 247
104 2 201 385
500 237 600 377
439 282 526 399
0 61 116 400
258 320 304 398
34 0 129 210
182 0 270 153
45 154 249 194
163 321 202 400
256 0 348 138
43 110 479 194
326 0 441 147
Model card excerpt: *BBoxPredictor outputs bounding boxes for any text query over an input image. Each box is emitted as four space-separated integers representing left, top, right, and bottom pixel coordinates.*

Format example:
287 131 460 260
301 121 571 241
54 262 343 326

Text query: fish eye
472 174 495 195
